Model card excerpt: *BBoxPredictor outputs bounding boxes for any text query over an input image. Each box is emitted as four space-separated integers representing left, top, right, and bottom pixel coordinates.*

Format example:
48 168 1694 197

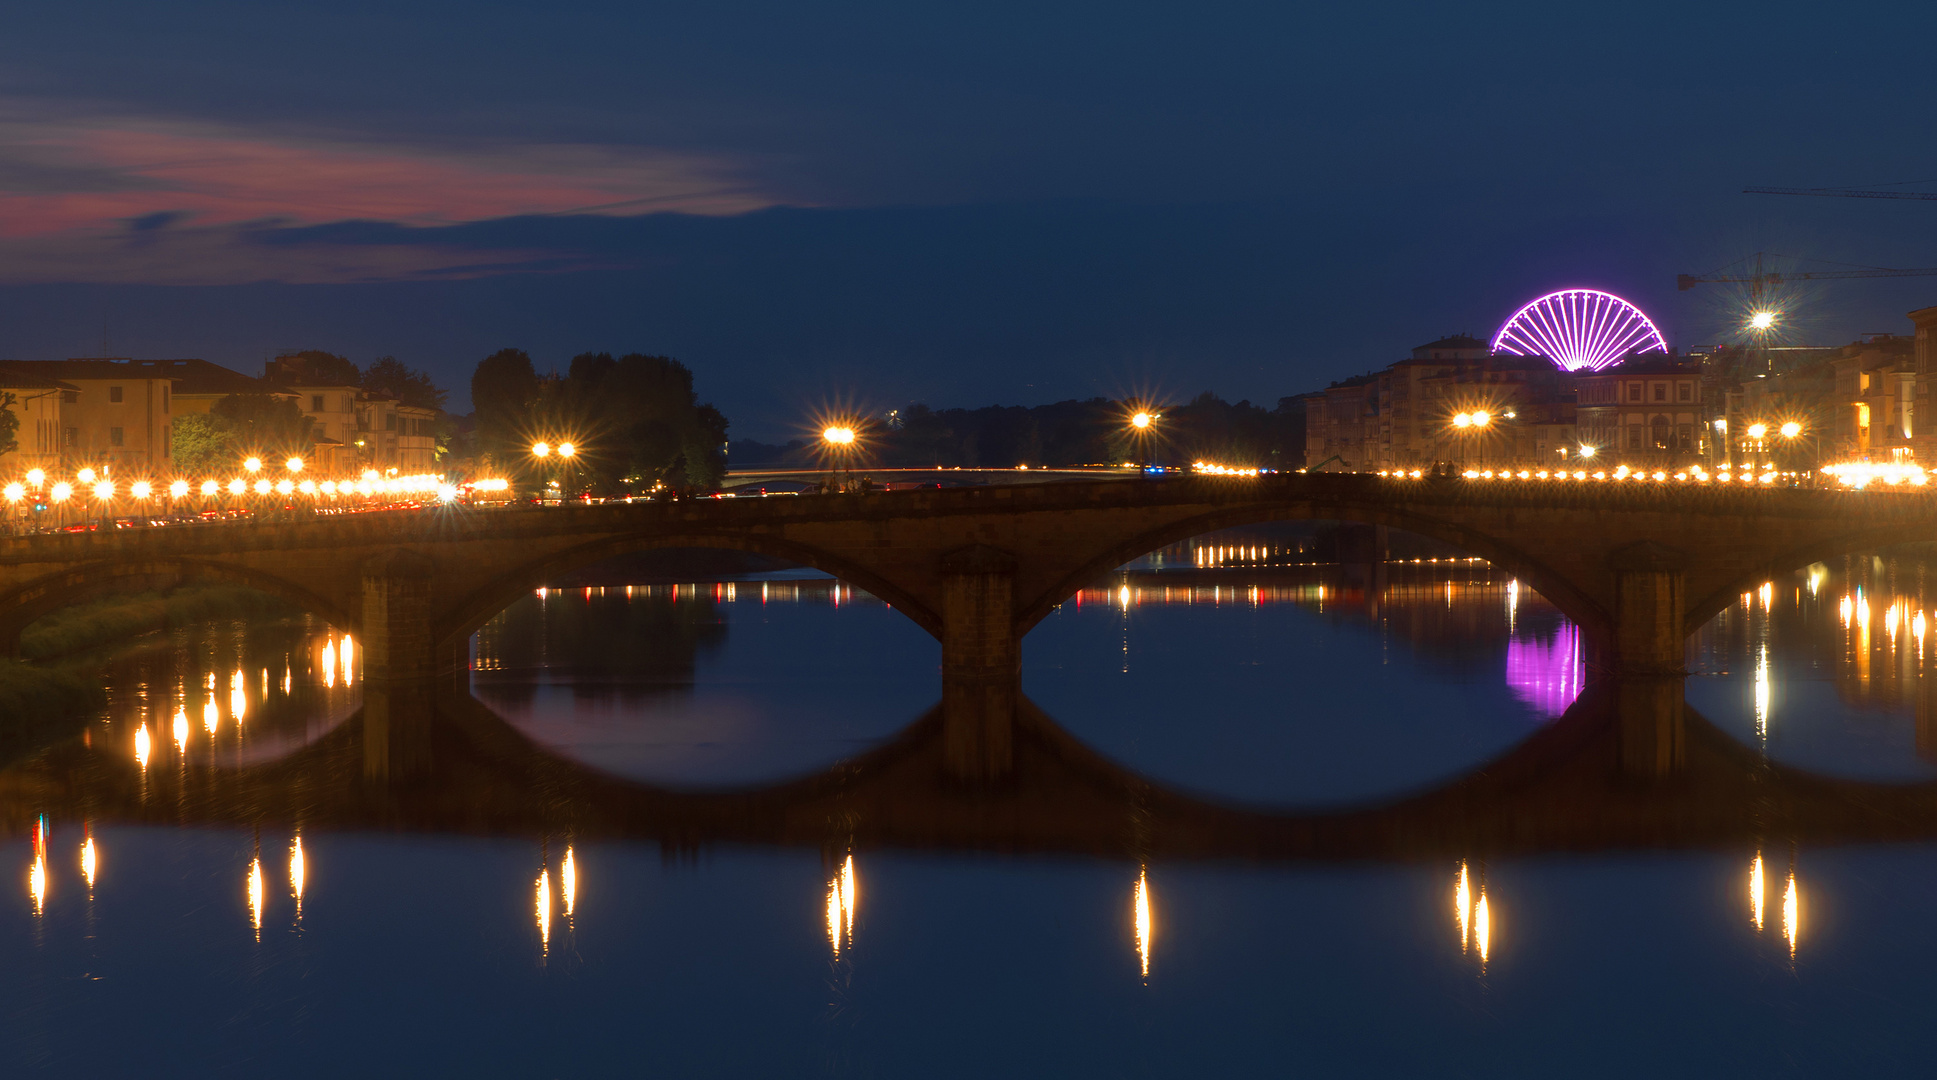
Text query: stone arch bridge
3 474 1934 779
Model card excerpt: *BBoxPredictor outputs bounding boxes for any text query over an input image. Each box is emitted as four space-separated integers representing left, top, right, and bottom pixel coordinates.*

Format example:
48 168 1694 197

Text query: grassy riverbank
0 585 299 763
20 585 297 661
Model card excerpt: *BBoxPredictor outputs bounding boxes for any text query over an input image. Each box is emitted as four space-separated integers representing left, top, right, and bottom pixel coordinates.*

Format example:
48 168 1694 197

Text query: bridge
3 473 1935 780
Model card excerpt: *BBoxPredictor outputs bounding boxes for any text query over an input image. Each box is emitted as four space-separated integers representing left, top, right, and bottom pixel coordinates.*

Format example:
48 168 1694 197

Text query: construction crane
1677 252 1937 293
1676 252 1937 376
1744 186 1937 202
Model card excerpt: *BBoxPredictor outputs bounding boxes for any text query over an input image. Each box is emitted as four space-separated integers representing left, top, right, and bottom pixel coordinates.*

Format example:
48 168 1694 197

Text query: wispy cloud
0 107 776 283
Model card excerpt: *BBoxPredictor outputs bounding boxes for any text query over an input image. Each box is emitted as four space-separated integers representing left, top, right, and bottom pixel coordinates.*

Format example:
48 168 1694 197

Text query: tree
211 393 313 455
470 348 540 461
170 413 236 475
268 350 361 386
536 352 728 493
361 356 447 411
0 393 16 459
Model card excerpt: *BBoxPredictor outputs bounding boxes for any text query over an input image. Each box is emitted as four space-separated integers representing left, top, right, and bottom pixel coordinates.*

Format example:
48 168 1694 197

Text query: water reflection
1749 853 1765 931
1133 866 1153 979
289 836 306 917
827 854 857 958
1691 550 1937 779
1454 861 1491 966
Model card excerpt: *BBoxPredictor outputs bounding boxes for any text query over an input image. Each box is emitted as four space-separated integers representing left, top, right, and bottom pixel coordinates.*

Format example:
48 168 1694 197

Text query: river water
4 524 1936 1076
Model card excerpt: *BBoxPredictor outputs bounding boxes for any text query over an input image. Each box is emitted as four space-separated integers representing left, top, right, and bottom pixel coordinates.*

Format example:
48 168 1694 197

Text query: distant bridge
3 474 1936 780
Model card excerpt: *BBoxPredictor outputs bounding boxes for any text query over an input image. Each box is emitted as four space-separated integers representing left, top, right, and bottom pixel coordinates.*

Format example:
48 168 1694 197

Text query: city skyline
1 3 1935 437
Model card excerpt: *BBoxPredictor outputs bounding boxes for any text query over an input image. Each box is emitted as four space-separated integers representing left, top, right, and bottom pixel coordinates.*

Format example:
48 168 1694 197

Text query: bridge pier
940 545 1020 783
359 550 447 780
1613 677 1686 778
1338 523 1388 617
1608 541 1687 676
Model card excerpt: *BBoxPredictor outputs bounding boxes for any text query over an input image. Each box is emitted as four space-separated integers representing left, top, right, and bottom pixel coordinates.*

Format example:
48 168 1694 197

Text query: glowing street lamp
3 483 21 503
244 457 262 474
25 468 44 489
531 442 551 459
130 481 151 500
286 457 304 473
1578 444 1597 459
1750 311 1778 331
1130 411 1153 431
77 467 96 484
1780 421 1802 439
170 480 190 499
50 482 71 503
822 427 856 446
92 480 115 502
557 442 576 458
1746 423 1767 439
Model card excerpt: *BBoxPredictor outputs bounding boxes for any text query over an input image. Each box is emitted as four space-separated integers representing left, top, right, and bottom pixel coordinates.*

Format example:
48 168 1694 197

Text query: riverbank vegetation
0 585 300 763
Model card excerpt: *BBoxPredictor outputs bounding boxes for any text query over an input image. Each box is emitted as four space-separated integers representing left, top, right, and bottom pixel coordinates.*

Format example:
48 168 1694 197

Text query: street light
286 457 303 473
1780 421 1802 439
1578 444 1597 459
244 457 262 473
1746 423 1767 439
1130 412 1153 430
531 442 551 458
77 467 96 484
25 469 44 489
1750 311 1777 331
822 427 856 446
557 442 576 458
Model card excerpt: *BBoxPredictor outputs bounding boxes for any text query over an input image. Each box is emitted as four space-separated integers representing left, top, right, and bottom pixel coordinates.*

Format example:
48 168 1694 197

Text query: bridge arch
435 529 946 652
1016 497 1612 644
0 557 356 656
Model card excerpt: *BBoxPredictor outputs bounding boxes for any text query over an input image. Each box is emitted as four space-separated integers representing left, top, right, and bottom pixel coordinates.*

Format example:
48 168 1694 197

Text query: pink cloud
0 111 776 280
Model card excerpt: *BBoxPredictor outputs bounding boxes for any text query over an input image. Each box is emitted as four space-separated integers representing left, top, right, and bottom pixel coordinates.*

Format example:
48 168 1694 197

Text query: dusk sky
2 0 1934 438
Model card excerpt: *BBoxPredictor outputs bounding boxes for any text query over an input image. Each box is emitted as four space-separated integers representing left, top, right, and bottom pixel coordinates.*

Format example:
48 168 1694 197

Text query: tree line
732 393 1307 471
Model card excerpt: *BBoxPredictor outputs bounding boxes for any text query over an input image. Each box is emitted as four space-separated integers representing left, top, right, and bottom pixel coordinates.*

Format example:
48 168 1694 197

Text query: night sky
1 1 1934 438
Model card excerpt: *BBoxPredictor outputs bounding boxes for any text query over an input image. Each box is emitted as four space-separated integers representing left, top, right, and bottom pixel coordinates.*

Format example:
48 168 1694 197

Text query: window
312 395 325 412
109 385 123 403
1652 383 1667 402
1677 382 1692 402
61 390 77 404
1628 383 1643 402
385 413 397 431
110 426 124 447
162 385 169 414
1628 424 1644 449
63 426 76 447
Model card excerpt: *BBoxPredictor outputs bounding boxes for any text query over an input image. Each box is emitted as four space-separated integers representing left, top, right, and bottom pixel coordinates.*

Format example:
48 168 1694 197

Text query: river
3 523 1935 1076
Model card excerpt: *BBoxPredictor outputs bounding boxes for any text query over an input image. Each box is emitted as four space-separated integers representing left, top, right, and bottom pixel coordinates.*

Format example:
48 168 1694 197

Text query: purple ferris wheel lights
1490 289 1668 371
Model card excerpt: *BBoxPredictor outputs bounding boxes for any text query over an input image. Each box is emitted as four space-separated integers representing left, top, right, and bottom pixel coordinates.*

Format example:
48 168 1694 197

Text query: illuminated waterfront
7 528 1937 1075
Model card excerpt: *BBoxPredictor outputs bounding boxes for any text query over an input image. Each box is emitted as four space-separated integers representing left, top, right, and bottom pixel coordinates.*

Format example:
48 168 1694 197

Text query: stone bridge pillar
1608 541 1687 676
1338 523 1388 617
940 545 1020 783
360 549 444 779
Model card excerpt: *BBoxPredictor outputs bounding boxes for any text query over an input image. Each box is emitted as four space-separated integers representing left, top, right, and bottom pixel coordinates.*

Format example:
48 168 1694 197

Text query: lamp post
2 482 21 536
1450 410 1491 468
822 426 856 492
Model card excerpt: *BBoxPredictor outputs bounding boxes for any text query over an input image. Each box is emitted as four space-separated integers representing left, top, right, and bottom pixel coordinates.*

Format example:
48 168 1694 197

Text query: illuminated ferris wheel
1489 289 1667 372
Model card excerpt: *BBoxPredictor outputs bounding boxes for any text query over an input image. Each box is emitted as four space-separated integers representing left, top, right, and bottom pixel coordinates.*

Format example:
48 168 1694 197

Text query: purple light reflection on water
1506 621 1585 719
